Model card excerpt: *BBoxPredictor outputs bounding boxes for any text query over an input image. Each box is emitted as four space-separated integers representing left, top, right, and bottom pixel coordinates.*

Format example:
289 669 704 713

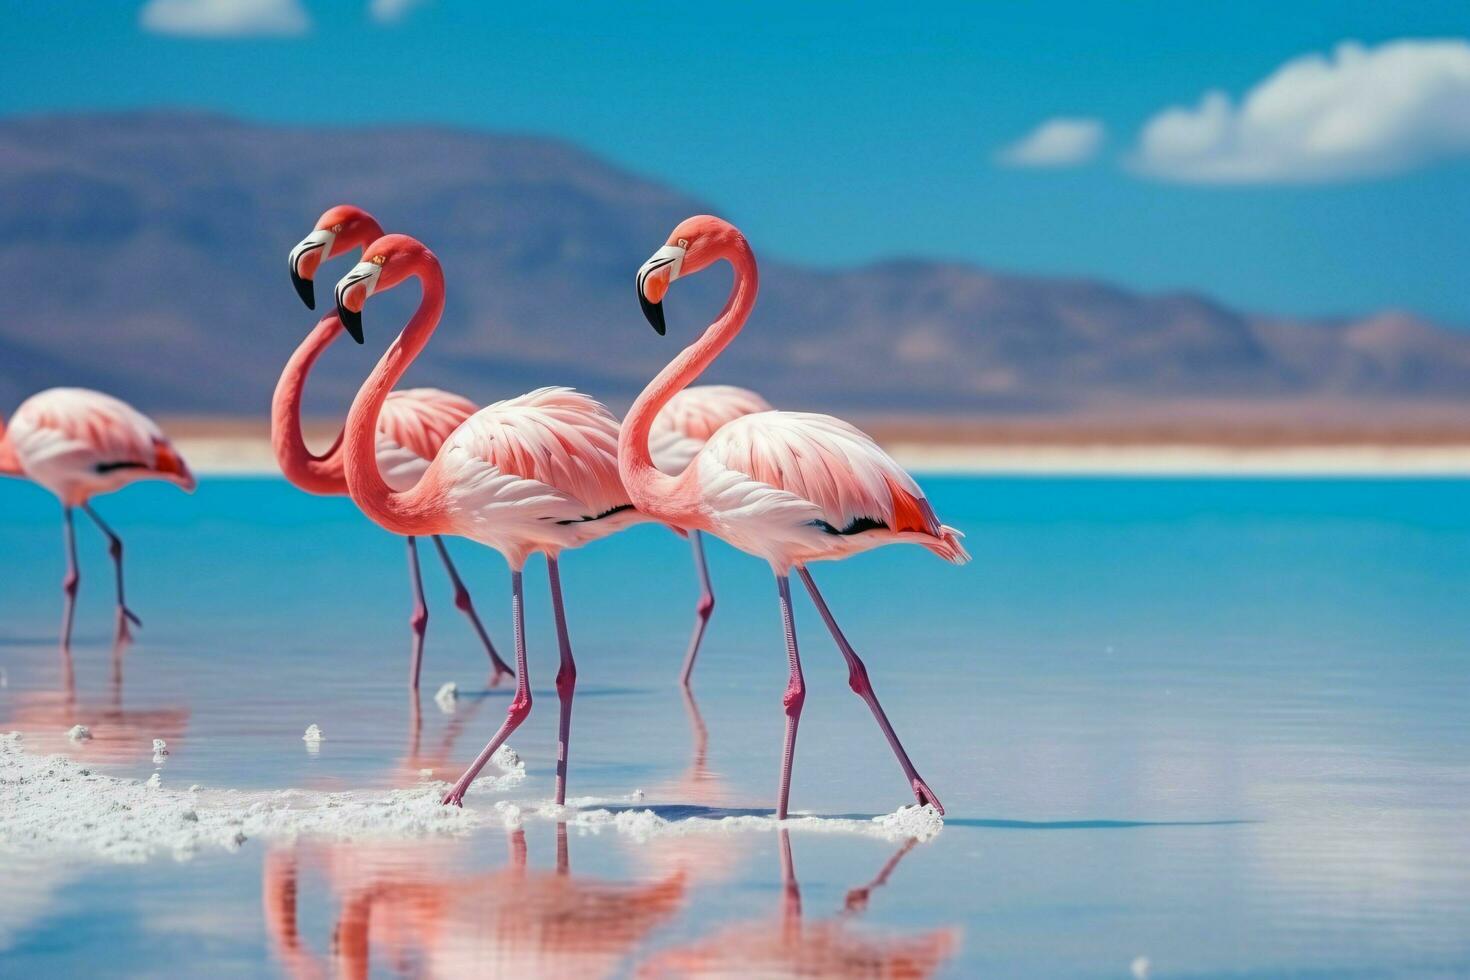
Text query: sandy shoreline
172 435 1470 477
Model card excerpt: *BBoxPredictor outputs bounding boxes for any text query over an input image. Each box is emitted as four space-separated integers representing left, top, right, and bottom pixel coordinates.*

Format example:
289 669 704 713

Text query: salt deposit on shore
0 732 514 863
1 733 942 864
434 682 458 713
173 434 1470 477
551 800 944 844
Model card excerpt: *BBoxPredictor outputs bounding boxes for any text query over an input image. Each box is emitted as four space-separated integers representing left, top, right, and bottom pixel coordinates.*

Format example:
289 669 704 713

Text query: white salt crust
433 682 458 713
540 799 944 844
1 732 519 864
0 732 942 865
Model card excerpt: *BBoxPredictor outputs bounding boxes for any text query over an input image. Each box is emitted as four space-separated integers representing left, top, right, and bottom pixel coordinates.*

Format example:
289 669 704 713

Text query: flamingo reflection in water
638 830 959 979
1 638 188 764
263 824 687 979
625 686 751 892
398 690 499 789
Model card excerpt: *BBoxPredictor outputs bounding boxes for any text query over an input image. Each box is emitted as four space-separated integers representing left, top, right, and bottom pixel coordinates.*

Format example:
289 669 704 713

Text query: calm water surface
1 476 1468 978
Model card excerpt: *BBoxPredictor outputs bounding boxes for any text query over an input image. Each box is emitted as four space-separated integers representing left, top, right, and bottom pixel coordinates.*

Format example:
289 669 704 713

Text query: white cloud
369 0 428 24
996 117 1106 168
1133 38 1470 183
140 0 309 37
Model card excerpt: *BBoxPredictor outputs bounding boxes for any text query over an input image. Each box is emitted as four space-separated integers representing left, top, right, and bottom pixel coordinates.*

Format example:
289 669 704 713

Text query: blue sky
3 1 1469 323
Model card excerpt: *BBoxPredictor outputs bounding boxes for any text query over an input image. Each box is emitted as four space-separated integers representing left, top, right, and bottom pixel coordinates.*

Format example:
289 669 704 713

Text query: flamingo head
333 233 431 344
288 205 385 310
636 215 744 335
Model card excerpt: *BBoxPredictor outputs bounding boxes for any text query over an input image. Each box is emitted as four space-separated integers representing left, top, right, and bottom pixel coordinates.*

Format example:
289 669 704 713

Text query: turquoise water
1 475 1468 977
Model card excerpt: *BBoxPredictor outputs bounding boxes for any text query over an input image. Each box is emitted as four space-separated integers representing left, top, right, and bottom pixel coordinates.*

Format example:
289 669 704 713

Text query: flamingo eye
370 254 387 266
677 238 689 248
331 223 344 234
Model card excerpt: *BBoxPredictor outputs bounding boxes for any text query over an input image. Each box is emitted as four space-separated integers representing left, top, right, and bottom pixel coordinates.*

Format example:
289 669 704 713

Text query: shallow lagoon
2 475 1468 977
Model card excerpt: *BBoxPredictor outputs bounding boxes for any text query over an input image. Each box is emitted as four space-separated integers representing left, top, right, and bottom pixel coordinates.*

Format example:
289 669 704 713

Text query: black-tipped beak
636 250 681 336
334 268 375 345
288 234 331 310
336 304 365 344
291 267 316 310
640 290 666 335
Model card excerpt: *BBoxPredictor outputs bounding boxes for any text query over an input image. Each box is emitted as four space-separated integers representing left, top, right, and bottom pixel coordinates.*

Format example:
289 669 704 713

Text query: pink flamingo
0 388 195 647
624 216 969 819
281 205 513 689
332 234 646 807
650 384 773 685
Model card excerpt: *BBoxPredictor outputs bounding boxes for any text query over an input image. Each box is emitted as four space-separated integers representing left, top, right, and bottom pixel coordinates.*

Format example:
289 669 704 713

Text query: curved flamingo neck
270 314 348 494
620 241 758 522
343 259 447 536
271 220 384 495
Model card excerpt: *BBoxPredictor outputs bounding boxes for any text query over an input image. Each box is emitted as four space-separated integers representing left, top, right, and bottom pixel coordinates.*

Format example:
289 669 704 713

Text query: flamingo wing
651 385 773 476
8 388 194 500
375 387 479 492
654 385 774 442
648 427 705 477
699 411 968 563
437 387 636 543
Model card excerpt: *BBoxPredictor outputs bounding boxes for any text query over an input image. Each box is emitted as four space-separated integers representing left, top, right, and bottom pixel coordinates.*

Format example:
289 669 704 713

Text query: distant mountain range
1 111 1467 428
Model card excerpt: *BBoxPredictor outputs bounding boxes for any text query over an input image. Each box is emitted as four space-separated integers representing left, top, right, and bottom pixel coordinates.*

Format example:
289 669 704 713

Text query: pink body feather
695 410 968 568
650 384 773 475
374 387 480 491
4 387 195 506
433 386 644 569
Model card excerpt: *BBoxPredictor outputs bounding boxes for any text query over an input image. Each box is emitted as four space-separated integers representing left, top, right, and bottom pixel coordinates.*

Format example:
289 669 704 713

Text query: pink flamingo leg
59 506 80 650
430 535 514 684
81 503 141 643
678 530 716 688
774 574 807 820
442 569 532 807
795 565 944 815
405 536 430 691
546 556 578 806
